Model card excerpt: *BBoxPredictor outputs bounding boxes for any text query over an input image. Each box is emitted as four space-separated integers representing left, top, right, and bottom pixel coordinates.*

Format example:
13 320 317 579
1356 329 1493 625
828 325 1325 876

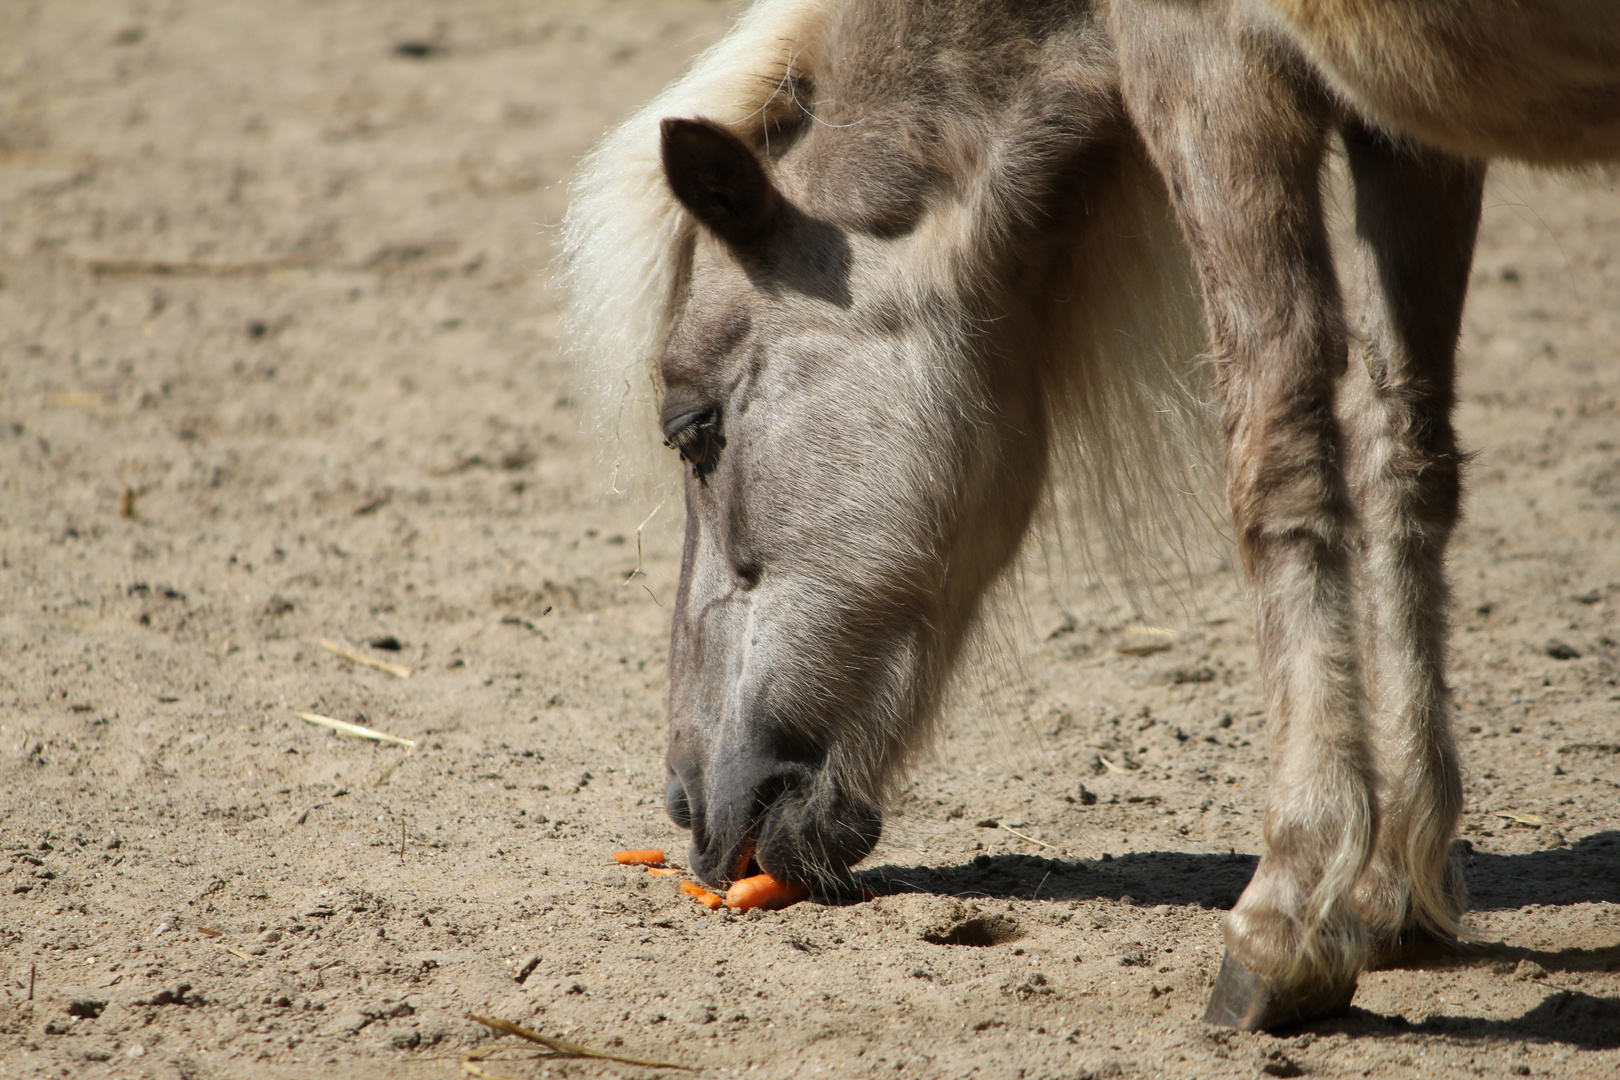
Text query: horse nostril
666 776 693 829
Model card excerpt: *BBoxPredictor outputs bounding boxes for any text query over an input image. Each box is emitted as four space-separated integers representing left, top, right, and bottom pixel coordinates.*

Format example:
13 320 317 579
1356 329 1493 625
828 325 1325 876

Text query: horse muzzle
664 748 883 890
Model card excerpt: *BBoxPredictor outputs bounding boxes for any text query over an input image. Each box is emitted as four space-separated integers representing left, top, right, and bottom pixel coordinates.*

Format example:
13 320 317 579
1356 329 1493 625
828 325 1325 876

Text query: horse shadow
853 830 1620 911
1303 991 1620 1052
852 831 1620 1048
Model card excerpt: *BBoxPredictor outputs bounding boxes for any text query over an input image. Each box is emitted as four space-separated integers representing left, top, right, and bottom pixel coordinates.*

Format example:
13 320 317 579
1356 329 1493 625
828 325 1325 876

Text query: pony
560 0 1620 1030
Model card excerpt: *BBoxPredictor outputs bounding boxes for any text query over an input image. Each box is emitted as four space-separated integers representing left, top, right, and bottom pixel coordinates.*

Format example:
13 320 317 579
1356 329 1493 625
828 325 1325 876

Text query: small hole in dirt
921 915 1020 948
393 40 445 59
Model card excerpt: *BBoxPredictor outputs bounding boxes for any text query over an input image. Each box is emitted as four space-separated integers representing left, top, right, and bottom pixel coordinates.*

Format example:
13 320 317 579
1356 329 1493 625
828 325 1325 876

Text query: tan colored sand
1 3 1617 1077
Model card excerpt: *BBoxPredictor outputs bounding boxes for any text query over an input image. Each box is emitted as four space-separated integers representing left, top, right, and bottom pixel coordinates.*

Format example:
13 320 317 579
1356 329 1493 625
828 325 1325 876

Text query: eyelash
664 409 725 476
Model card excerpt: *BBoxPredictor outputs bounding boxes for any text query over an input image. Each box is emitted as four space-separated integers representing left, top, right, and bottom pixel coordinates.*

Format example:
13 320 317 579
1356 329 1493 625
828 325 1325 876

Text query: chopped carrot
724 873 810 912
680 880 724 909
647 867 681 876
613 849 667 867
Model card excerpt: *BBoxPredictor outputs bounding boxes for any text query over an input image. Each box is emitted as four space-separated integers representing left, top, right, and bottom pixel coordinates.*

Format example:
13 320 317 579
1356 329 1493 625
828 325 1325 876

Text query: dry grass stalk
84 255 324 277
464 1013 692 1071
320 637 412 678
294 711 417 749
623 490 671 585
45 391 112 408
1000 823 1050 849
460 1059 524 1080
1114 625 1178 656
1495 812 1546 826
373 753 414 788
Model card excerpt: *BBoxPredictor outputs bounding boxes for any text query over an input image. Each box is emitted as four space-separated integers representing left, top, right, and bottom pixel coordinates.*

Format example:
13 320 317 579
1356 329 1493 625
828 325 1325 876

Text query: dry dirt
2 3 1618 1079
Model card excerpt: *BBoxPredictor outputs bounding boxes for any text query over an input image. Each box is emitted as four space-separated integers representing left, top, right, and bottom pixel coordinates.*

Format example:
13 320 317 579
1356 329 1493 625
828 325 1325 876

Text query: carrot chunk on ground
680 880 724 909
647 867 681 876
724 873 810 912
612 849 667 867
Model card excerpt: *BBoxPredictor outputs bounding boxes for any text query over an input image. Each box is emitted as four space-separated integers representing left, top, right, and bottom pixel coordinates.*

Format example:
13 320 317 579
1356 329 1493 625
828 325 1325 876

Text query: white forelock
558 0 833 498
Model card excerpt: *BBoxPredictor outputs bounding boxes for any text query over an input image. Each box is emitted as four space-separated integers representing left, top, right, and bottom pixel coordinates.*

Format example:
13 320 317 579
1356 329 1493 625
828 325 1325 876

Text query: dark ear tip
659 116 780 249
660 116 738 154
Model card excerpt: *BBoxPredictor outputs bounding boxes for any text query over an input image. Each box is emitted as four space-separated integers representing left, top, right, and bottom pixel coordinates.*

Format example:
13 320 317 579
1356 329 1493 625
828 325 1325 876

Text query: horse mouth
697 831 800 891
685 779 884 891
688 809 774 889
730 839 761 882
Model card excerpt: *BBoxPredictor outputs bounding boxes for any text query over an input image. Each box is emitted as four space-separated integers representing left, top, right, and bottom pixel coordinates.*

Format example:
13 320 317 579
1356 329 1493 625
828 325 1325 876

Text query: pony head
562 0 1207 890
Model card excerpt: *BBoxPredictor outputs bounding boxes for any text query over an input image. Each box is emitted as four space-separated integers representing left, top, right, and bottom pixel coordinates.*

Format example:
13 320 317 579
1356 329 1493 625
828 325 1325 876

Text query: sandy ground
1 3 1618 1078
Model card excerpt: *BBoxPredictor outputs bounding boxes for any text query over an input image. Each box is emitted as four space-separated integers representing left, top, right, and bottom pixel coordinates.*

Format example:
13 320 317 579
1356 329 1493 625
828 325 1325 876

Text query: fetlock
1355 841 1465 968
1352 851 1409 952
1206 874 1364 1030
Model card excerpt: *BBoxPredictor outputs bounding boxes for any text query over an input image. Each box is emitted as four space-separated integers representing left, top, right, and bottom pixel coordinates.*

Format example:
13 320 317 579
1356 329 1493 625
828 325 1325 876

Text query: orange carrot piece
724 873 810 912
613 849 667 867
647 867 681 876
680 880 724 909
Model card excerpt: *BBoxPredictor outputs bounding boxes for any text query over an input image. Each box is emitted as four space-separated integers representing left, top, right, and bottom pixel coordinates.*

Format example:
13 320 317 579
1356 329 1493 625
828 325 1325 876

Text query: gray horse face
654 118 1047 889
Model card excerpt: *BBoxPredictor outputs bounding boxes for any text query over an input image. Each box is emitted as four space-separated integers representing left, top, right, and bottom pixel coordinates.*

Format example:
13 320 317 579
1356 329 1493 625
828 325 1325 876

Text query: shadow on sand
852 831 1620 1048
1301 989 1620 1051
853 830 1620 911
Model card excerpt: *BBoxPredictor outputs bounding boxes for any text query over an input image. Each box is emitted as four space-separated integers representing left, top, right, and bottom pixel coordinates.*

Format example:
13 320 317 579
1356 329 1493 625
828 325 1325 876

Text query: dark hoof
1202 950 1356 1031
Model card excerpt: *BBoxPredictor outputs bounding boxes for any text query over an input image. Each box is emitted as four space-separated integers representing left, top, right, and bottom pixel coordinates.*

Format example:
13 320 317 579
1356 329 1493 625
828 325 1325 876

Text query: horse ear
660 117 780 250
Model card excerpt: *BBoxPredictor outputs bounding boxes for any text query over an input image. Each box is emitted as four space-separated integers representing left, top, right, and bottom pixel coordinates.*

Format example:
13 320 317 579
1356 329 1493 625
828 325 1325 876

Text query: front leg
1339 124 1484 964
1111 2 1373 1028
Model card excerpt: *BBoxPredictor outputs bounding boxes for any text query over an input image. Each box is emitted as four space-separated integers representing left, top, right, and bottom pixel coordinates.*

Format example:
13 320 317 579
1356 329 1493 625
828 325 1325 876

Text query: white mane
558 0 833 498
559 0 1218 592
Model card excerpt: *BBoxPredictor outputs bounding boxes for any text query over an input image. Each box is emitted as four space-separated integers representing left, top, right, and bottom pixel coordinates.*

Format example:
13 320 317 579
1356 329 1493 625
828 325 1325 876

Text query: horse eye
663 408 725 476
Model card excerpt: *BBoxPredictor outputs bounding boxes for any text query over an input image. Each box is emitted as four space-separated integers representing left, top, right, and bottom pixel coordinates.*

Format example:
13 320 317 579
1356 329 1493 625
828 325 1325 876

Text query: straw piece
48 391 101 407
461 1060 524 1080
1000 823 1051 849
623 491 671 585
373 754 412 788
465 1014 692 1070
320 637 412 678
84 255 324 277
1495 812 1546 826
294 711 417 749
1115 625 1177 656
